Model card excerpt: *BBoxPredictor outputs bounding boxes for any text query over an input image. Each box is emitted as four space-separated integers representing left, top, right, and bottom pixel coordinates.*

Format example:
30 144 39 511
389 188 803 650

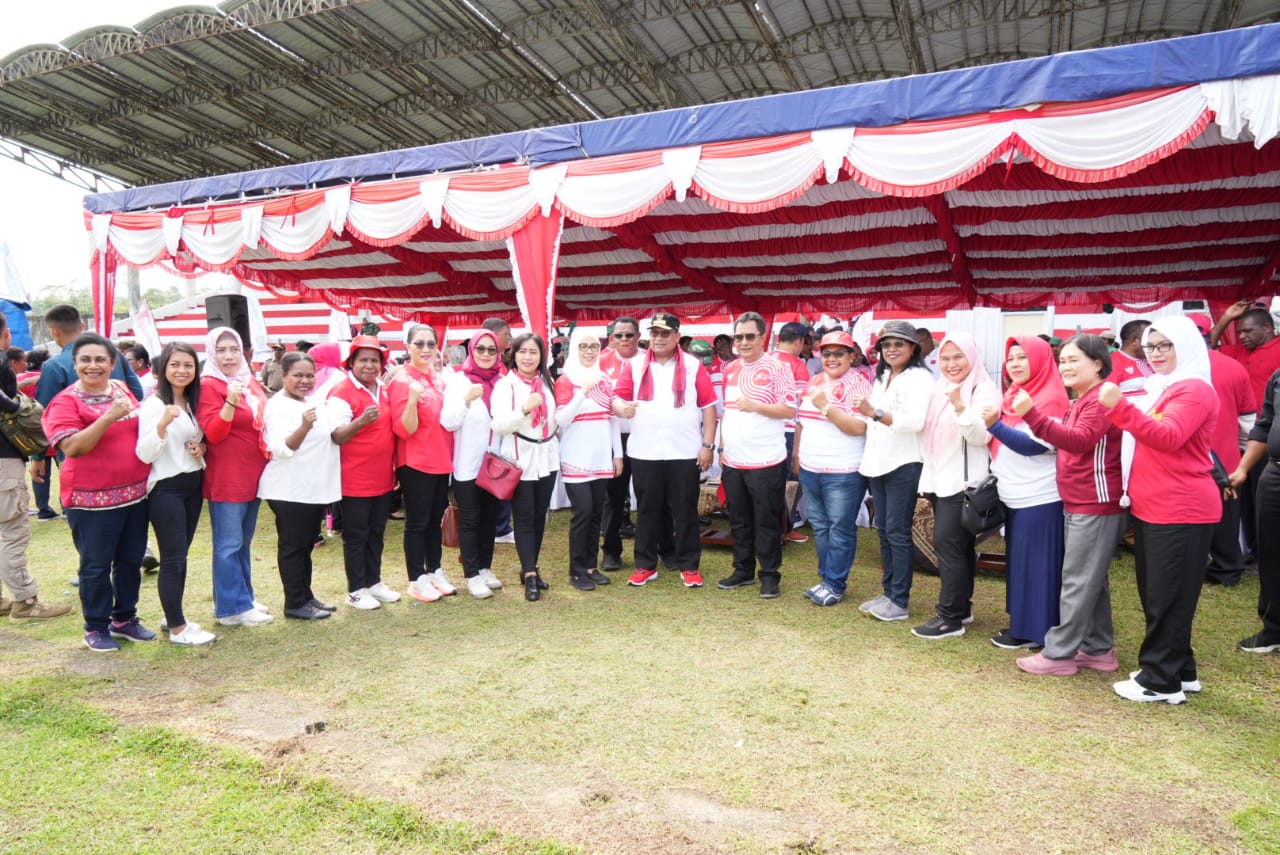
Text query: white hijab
562 327 603 388
1120 315 1215 506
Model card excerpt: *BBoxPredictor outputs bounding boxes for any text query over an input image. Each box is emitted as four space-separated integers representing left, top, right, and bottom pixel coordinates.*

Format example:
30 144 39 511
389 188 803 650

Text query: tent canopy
84 26 1280 339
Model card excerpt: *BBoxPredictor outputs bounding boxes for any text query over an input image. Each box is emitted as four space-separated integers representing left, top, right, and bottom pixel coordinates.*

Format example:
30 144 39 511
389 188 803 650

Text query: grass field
1 496 1278 854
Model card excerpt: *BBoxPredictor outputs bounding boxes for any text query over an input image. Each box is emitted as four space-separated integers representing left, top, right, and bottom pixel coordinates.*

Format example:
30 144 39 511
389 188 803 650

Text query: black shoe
619 522 636 539
760 576 780 599
601 554 622 571
285 604 331 620
142 552 160 574
1237 633 1280 653
990 629 1040 649
569 573 595 592
524 574 541 602
1204 575 1241 587
308 598 337 612
589 570 610 585
717 570 756 590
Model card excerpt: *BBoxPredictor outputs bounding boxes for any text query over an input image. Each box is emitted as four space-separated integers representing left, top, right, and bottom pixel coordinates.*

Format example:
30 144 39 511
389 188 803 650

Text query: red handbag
441 503 460 548
476 450 521 500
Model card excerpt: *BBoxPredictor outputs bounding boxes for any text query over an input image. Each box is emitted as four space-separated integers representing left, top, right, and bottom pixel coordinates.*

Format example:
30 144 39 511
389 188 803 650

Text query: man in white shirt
717 311 798 599
614 313 718 588
915 327 940 378
599 316 641 570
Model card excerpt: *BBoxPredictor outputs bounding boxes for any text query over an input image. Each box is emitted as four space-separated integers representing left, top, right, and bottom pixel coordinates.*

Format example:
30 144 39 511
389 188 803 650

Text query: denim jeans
798 468 868 596
208 499 260 618
866 461 922 608
67 501 149 633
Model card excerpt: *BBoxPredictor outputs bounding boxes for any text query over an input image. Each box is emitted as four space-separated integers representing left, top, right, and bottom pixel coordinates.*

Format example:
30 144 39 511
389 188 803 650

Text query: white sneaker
252 600 271 614
495 531 516 544
1129 670 1200 694
467 576 494 599
366 582 401 603
346 589 381 610
477 568 503 590
218 608 274 627
858 594 889 613
1113 676 1186 705
408 575 442 603
430 568 457 596
169 622 217 646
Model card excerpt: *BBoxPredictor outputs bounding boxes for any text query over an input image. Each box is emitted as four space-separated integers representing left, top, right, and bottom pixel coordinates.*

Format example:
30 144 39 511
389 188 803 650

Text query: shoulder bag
960 442 1005 536
0 393 48 456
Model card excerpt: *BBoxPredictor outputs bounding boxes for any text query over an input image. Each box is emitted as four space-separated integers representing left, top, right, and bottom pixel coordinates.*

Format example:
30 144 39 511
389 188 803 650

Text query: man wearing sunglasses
718 312 798 599
774 322 812 544
598 317 642 570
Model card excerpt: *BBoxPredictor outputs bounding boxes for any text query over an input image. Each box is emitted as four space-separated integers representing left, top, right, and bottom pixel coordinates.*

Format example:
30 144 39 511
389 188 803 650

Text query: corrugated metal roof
2 0 1275 192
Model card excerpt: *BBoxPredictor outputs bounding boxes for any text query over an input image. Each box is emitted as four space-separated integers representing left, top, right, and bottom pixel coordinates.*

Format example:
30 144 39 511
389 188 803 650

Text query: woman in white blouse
259 353 342 621
135 342 212 646
491 333 560 602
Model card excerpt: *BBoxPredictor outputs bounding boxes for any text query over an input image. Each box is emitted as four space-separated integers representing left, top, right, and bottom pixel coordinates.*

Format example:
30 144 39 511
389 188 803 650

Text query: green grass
2 490 1279 854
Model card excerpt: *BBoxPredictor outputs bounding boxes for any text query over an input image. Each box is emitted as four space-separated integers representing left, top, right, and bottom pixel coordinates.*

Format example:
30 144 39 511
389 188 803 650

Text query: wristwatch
873 408 884 422
701 442 715 450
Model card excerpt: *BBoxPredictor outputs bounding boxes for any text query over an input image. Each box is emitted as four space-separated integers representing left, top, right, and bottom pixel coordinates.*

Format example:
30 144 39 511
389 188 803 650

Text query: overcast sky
0 2 191 298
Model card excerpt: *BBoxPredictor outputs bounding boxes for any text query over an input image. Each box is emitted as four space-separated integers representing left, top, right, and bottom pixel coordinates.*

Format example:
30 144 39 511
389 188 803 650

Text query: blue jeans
67 501 149 633
798 468 867 596
867 462 922 608
209 499 260 618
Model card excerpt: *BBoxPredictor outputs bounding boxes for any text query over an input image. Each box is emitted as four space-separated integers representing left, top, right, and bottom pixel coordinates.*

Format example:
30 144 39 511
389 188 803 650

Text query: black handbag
959 443 1005 536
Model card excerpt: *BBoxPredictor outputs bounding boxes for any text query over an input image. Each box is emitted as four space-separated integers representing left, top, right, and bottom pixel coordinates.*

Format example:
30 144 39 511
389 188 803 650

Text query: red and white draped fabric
86 76 1280 331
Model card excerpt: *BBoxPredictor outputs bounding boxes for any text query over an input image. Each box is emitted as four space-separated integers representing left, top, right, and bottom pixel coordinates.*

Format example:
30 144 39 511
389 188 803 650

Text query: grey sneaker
867 598 909 622
859 594 889 613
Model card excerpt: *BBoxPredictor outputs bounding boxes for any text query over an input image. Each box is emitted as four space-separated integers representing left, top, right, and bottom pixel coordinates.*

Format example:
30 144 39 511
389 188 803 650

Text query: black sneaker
717 570 757 590
911 616 966 640
588 570 610 585
1237 633 1280 653
990 629 1040 649
36 509 64 522
601 554 622 571
619 522 636 539
569 574 595 592
759 576 780 599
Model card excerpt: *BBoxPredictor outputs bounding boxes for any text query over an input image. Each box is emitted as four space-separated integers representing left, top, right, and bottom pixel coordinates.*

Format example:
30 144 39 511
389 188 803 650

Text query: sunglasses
733 333 759 342
410 339 438 350
612 332 636 339
472 345 498 356
821 350 850 359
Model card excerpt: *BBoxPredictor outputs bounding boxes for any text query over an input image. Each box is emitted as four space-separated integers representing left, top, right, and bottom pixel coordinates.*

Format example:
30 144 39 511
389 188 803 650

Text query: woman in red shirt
388 324 456 603
197 327 272 628
1100 316 1221 704
42 333 152 653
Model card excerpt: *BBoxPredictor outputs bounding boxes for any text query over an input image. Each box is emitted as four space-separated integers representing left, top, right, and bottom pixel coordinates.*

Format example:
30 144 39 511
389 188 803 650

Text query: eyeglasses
821 350 850 359
1141 341 1174 354
733 333 759 342
612 332 636 340
472 345 498 356
410 340 437 350
578 343 601 351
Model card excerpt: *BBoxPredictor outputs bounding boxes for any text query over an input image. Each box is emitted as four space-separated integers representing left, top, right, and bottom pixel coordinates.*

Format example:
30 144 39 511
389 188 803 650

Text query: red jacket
1024 385 1123 515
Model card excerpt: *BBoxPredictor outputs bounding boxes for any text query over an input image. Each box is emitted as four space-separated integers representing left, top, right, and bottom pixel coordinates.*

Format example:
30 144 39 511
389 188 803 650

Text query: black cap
649 312 681 332
778 321 810 341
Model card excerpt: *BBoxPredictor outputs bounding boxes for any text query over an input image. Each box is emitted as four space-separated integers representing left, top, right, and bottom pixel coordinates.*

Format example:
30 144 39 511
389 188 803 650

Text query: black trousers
148 470 204 628
398 466 450 581
513 473 557 574
1206 491 1245 583
933 493 977 622
722 462 786 581
1133 518 1213 694
454 478 499 578
339 491 392 592
1239 454 1266 558
600 432 632 557
1254 462 1280 639
268 499 324 610
632 457 702 571
565 479 607 574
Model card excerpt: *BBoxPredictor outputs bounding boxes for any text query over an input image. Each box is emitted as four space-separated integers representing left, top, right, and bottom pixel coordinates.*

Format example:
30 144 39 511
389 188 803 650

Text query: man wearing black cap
717 311 798 599
614 313 718 588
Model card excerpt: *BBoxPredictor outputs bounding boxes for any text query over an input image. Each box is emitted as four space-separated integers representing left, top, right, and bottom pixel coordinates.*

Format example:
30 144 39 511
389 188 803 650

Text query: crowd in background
2 299 1277 706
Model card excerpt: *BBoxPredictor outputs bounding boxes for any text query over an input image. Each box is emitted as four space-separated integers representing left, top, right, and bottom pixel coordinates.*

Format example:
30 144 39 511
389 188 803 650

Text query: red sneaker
784 530 809 543
627 568 658 586
680 570 703 588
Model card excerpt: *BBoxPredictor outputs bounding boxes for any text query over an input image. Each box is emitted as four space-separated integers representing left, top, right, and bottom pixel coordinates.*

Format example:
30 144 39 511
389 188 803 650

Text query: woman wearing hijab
913 332 1001 640
491 333 560 602
1099 316 1221 704
554 328 623 591
981 337 1069 649
328 335 401 610
197 327 272 627
440 329 506 599
388 323 456 603
855 320 934 622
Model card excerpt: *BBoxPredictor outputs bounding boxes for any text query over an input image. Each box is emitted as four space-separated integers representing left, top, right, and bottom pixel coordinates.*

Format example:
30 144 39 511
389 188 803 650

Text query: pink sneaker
1016 652 1079 676
1074 648 1119 672
627 568 658 586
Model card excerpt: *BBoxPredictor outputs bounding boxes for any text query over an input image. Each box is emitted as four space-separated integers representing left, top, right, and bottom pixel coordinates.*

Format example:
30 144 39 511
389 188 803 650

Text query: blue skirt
1005 501 1065 646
